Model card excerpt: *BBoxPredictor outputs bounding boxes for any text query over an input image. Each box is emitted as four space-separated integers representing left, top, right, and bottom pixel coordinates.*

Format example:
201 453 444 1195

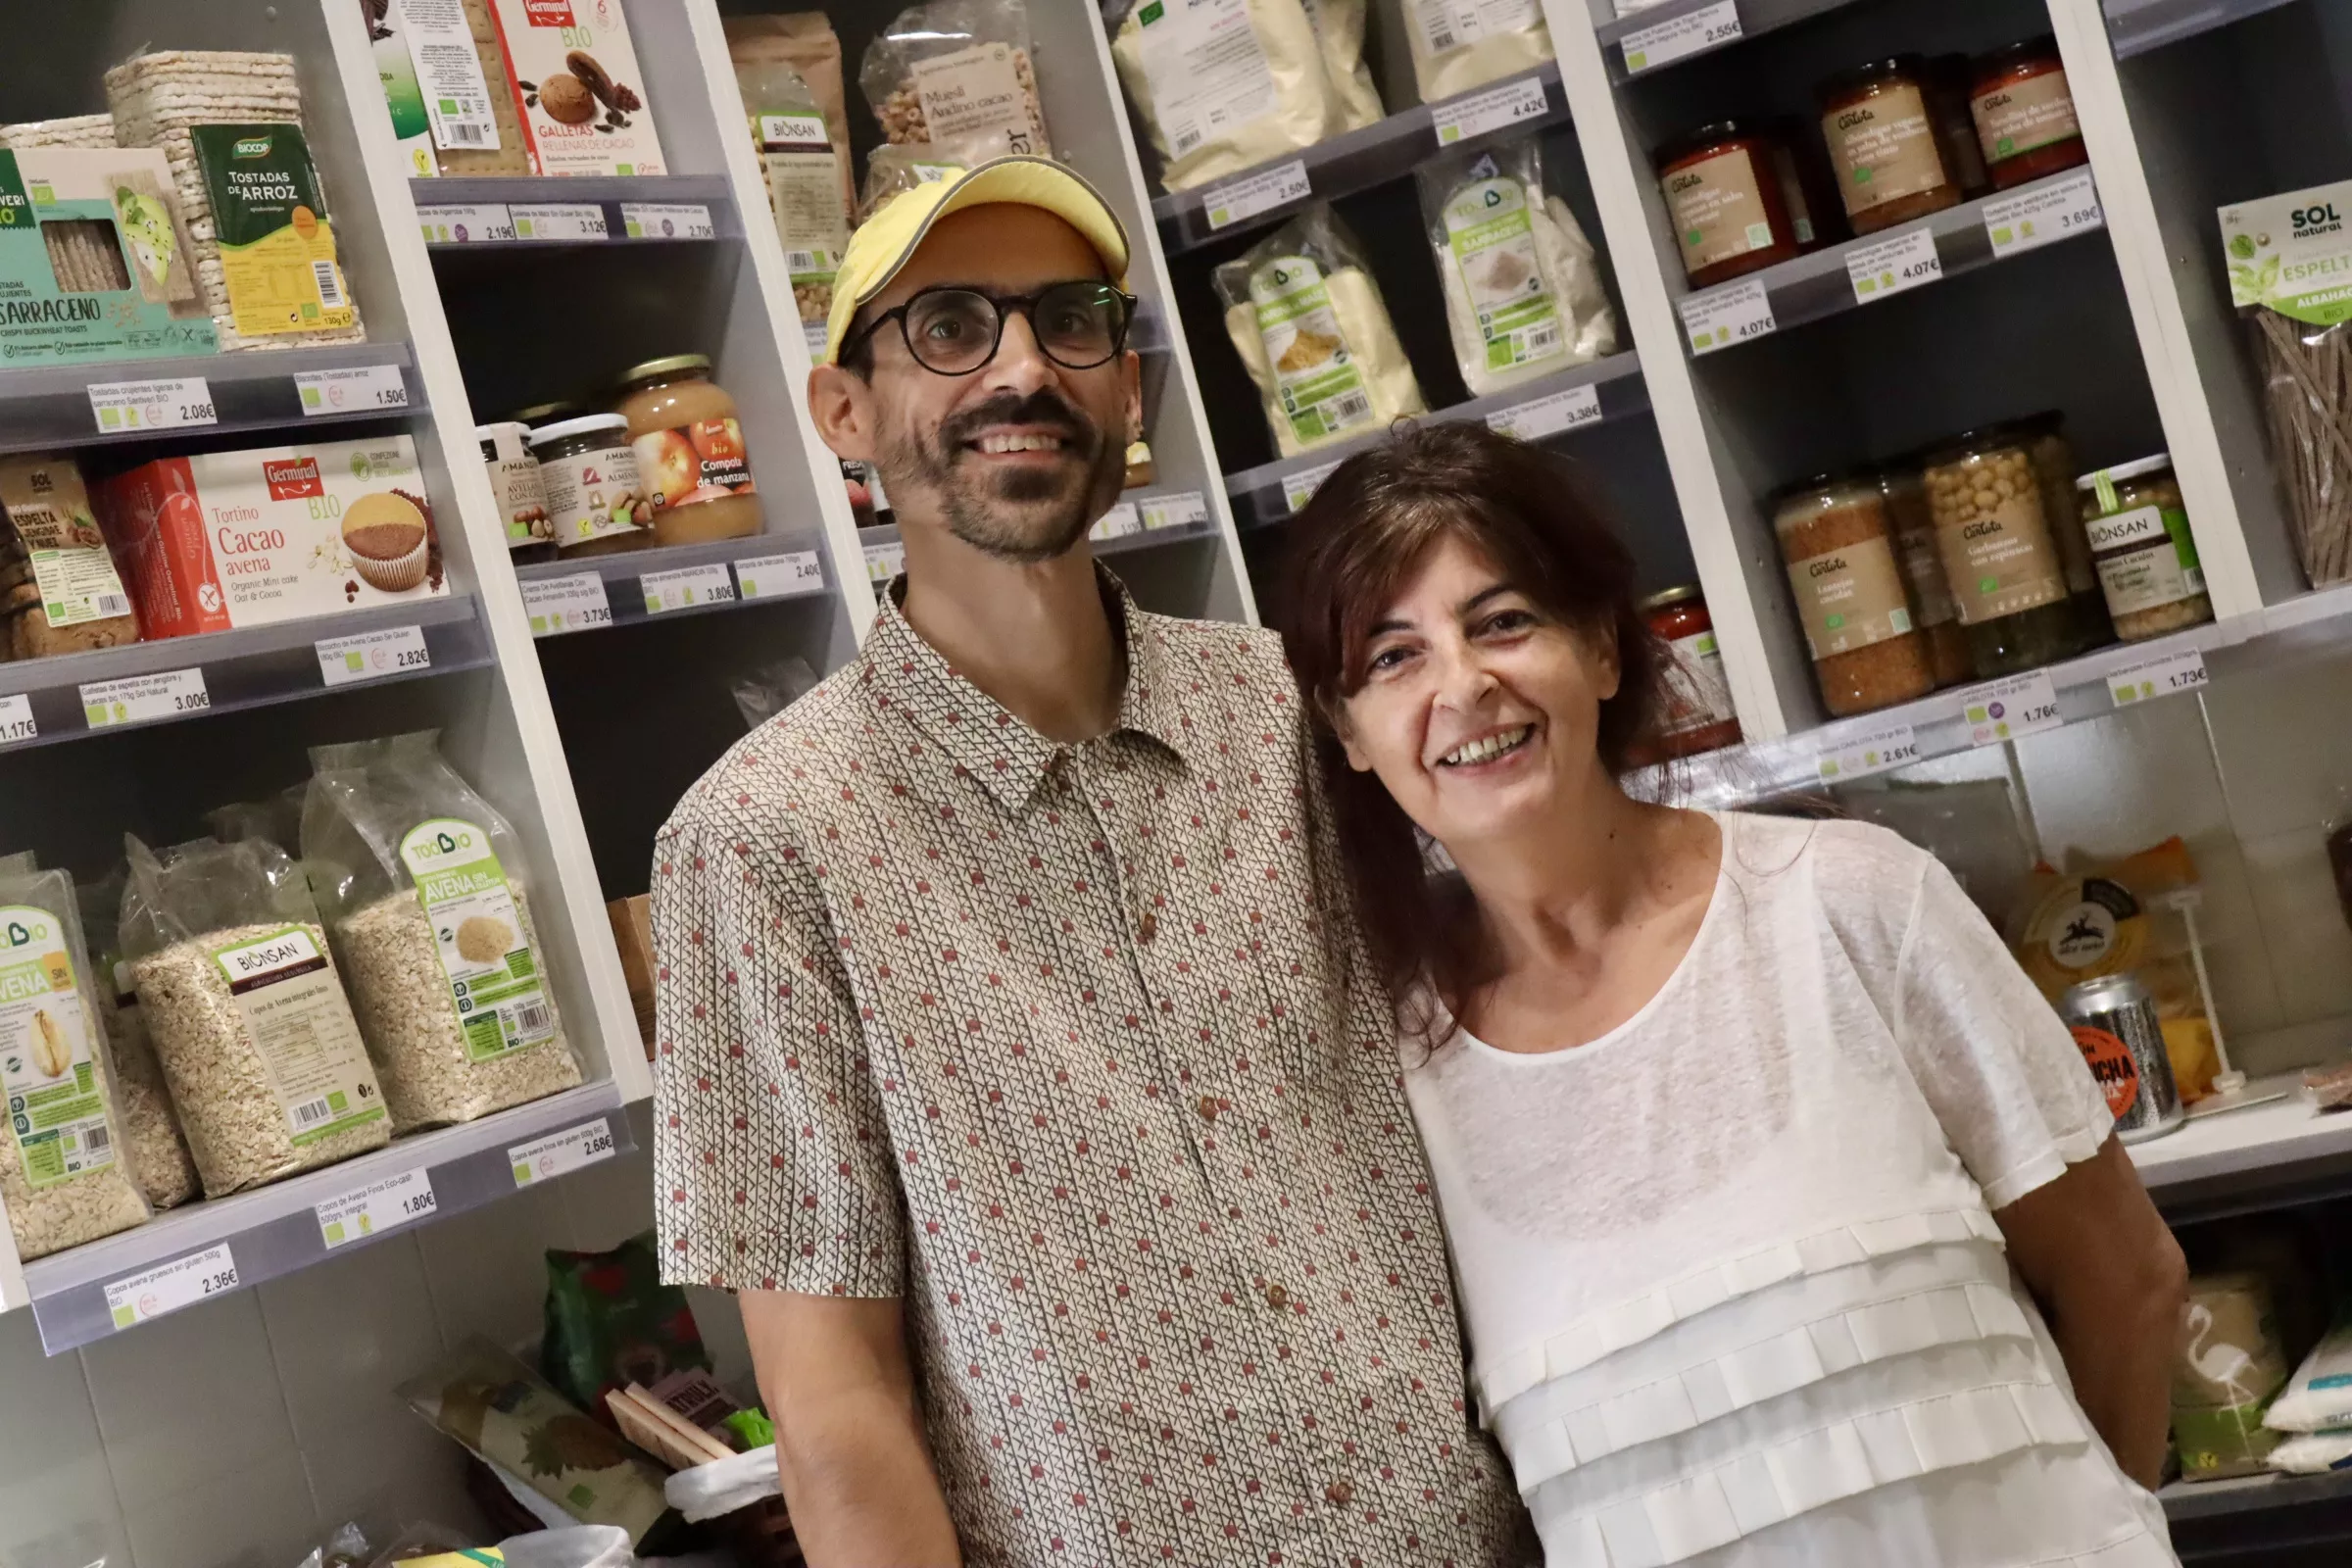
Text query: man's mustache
938 391 1096 451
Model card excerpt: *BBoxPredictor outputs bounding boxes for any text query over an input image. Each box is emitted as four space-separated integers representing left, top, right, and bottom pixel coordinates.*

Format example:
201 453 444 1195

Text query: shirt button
1265 1284 1289 1309
1197 1095 1219 1121
1138 909 1157 943
1325 1480 1354 1505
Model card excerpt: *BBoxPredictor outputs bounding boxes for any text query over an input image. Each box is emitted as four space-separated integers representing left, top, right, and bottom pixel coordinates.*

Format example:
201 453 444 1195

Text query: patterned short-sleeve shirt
652 572 1523 1566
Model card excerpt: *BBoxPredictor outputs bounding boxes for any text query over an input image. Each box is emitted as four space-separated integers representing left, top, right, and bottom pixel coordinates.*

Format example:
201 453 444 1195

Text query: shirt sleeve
651 806 906 1297
1893 852 2115 1211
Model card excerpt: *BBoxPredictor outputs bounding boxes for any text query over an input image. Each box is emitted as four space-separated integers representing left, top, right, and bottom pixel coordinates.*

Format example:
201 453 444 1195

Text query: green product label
398 818 559 1063
1248 255 1375 447
1444 176 1564 373
0 148 216 363
188 124 357 337
0 906 115 1189
2222 180 2352 324
207 924 386 1146
373 31 433 148
2172 1398 2281 1475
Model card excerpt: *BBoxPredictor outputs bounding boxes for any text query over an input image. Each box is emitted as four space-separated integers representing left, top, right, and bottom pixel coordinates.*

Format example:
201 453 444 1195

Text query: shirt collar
858 563 1200 812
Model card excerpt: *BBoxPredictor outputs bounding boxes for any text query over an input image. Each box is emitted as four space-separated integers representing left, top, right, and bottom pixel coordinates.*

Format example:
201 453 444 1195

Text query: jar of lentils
1770 472 1937 716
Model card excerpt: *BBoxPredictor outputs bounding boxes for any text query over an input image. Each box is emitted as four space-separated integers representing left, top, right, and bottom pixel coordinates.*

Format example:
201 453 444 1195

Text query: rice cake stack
105 50 364 351
0 115 119 150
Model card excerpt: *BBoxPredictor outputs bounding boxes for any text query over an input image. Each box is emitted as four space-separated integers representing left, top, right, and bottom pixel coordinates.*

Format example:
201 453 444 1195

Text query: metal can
2059 973 2183 1144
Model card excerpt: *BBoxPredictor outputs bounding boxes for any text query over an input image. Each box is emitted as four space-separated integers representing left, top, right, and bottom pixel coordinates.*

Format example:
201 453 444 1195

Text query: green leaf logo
2229 232 2257 260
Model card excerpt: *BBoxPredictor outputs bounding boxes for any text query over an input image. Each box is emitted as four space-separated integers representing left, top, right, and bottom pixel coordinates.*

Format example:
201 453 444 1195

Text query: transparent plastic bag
1399 0 1553 104
2248 308 2352 586
736 57 847 327
1300 0 1380 128
78 869 199 1210
1213 204 1425 457
1417 138 1615 398
1108 0 1354 193
858 0 1050 155
304 731 581 1134
856 132 1002 224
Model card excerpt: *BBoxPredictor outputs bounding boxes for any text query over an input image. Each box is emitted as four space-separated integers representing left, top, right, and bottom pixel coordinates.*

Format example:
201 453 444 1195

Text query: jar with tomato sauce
614 354 763 545
1655 121 1806 288
1638 585 1743 760
1969 37 2086 190
1817 56 1962 235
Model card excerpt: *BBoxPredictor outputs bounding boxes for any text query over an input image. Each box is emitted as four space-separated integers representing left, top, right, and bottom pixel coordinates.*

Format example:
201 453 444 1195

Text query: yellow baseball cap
822 155 1132 365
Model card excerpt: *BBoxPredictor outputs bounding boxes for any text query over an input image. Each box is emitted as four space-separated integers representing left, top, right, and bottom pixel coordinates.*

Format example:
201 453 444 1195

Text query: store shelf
20 1082 633 1354
1225 352 1650 527
1676 169 2107 358
1151 64 1569 255
413 174 740 247
0 595 488 750
0 341 419 456
1591 0 1862 81
2162 1466 2352 1523
514 529 834 632
2100 0 2303 59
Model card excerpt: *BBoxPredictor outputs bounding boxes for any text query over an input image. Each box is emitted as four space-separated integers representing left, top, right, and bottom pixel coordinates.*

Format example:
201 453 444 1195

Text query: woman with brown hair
1275 421 2184 1567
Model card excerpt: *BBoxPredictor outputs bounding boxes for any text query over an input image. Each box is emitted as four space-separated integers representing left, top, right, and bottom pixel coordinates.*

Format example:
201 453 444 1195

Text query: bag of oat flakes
303 731 580 1135
78 869 199 1212
859 0 1052 157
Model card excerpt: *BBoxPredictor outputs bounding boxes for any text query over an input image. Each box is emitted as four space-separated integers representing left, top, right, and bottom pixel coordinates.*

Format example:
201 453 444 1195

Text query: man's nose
980 310 1057 397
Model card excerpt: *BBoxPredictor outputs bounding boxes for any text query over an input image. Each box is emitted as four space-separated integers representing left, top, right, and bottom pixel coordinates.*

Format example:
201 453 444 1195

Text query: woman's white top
1403 811 2179 1568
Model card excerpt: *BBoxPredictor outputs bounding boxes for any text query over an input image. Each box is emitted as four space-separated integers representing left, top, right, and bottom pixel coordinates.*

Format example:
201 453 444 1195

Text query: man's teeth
975 432 1065 454
1441 726 1532 766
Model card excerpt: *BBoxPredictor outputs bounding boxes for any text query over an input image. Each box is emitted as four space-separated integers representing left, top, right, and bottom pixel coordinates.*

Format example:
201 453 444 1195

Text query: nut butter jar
530 414 654 558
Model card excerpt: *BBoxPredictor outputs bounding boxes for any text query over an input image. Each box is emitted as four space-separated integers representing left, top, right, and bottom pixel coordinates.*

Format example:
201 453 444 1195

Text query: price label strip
416 203 515 244
0 693 33 747
1138 490 1208 531
1282 459 1346 515
316 624 430 687
1203 160 1311 233
89 377 215 434
735 551 825 601
641 563 738 615
1962 668 2063 748
1432 75 1550 147
1621 0 1742 74
81 667 209 729
1093 502 1144 541
294 364 410 416
1983 168 2102 260
1487 382 1603 442
103 1242 239 1330
520 572 613 637
1680 277 1776 355
316 1168 438 1250
863 541 906 585
511 202 609 241
1815 719 1922 784
511 1120 617 1187
620 203 715 240
1846 225 1943 303
2107 647 2209 706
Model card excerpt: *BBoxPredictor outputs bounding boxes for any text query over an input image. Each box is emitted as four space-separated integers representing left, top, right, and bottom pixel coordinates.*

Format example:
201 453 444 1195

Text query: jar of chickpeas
1769 471 1937 715
2076 454 2215 641
1922 428 2081 678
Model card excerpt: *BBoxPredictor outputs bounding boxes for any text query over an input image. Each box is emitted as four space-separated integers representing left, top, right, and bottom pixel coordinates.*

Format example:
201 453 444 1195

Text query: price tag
1983 167 2103 260
510 202 609 241
1846 226 1943 303
316 624 429 687
511 1120 617 1187
0 693 33 746
88 377 215 433
1203 160 1311 232
620 203 715 239
642 563 738 614
293 364 410 416
520 571 613 637
1815 719 1922 783
1962 668 2063 748
803 320 831 362
863 541 906 584
1093 502 1144 540
1621 0 1741 74
735 551 825 600
416 203 515 243
2107 647 2209 706
316 1167 438 1250
1432 75 1550 146
1282 459 1345 515
81 667 209 729
103 1243 239 1330
1487 382 1602 442
1679 277 1775 355
1139 490 1208 531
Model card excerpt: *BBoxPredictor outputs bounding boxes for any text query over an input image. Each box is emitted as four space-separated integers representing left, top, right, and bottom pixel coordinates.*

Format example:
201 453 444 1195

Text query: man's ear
1121 348 1144 446
807 364 875 463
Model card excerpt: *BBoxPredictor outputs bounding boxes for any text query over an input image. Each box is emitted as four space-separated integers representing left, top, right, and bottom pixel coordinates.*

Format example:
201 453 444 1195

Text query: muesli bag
859 0 1051 156
77 870 199 1211
304 731 580 1134
122 834 389 1198
0 861 149 1259
855 132 1002 224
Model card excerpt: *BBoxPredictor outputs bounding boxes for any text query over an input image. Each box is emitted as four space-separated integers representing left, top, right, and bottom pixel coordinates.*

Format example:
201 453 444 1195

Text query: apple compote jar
614 354 763 544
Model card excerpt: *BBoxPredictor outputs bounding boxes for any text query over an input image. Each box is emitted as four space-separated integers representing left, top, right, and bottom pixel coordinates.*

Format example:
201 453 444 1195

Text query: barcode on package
512 1000 555 1037
1525 322 1560 355
86 1124 110 1152
292 1096 334 1128
785 249 820 272
1174 127 1203 155
1327 391 1371 424
1429 27 1455 50
448 122 484 145
95 593 128 616
312 261 345 309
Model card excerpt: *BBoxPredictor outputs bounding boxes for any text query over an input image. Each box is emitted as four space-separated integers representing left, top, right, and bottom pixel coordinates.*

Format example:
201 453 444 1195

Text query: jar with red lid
1636 585 1743 761
1655 122 1806 288
1970 37 2086 189
1817 56 1962 235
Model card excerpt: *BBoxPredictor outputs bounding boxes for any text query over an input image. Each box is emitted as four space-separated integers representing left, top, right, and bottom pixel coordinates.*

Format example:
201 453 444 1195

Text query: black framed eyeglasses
842 281 1139 375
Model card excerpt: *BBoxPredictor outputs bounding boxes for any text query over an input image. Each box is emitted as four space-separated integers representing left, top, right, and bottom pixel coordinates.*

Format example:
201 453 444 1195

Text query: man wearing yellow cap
652 158 1524 1566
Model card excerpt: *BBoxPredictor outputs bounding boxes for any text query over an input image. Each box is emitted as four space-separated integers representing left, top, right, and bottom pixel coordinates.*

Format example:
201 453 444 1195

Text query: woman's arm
1993 1136 2186 1490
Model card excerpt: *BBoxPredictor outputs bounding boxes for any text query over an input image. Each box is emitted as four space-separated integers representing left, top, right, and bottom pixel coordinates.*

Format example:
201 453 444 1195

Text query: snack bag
541 1232 711 1422
859 0 1051 156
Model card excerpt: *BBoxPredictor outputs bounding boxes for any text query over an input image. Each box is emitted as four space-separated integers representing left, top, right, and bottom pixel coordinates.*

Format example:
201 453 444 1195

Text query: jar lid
1921 421 2034 465
1975 34 2060 71
1766 469 1868 506
508 399 581 424
617 353 713 383
2075 453 2173 489
1655 121 1763 166
528 413 631 447
1639 584 1704 612
1817 55 1928 100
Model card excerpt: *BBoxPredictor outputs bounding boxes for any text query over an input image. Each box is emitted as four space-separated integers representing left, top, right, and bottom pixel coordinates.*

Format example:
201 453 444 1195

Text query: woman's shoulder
1719 809 1939 940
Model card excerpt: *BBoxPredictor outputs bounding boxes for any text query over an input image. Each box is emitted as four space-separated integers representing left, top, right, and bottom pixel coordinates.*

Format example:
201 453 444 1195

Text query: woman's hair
1272 421 1665 1026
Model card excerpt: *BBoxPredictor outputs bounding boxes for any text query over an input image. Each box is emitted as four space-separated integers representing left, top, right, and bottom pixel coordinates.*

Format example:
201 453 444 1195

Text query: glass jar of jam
1817 56 1961 235
1770 472 1938 716
1874 465 1973 688
1637 585 1742 760
1921 427 2081 677
1655 121 1806 288
614 354 763 546
530 414 654 558
1970 37 2086 190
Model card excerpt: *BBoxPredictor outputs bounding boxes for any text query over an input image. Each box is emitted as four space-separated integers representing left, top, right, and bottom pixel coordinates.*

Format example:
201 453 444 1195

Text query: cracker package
0 147 214 364
485 0 666 176
0 454 139 660
0 117 118 151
